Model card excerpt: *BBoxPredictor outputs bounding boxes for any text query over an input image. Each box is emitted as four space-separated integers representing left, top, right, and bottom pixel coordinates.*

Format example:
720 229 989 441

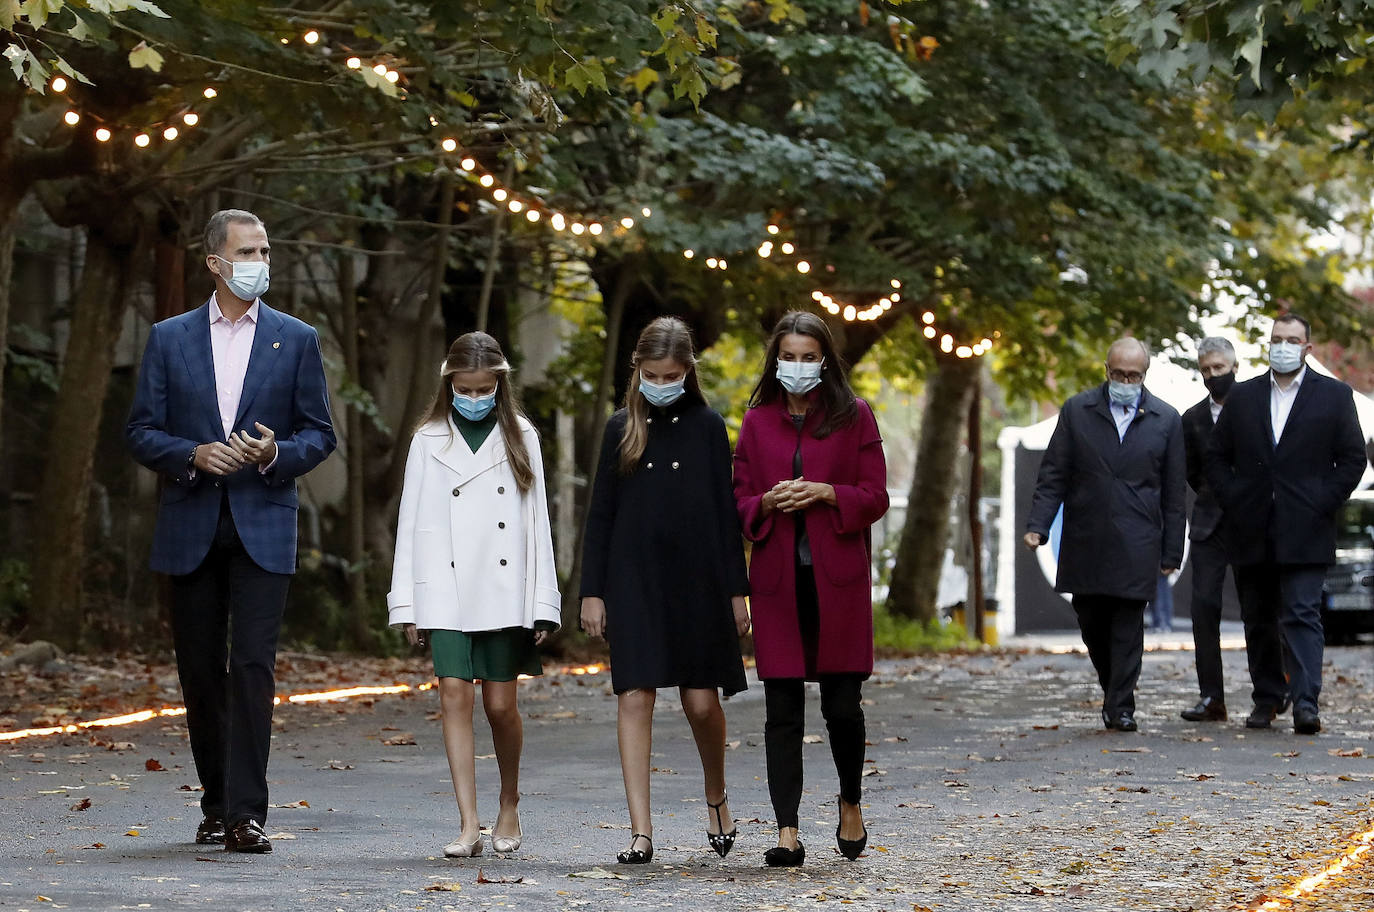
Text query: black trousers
1071 594 1145 718
763 565 866 830
1188 535 1232 702
1235 562 1323 714
169 498 290 826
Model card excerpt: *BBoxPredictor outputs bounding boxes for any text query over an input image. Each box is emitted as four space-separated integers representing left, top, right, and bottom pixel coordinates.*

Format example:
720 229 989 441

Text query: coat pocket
748 539 785 596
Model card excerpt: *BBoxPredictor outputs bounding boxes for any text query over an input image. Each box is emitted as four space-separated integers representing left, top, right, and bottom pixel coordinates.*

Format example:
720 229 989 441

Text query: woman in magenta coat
733 311 888 868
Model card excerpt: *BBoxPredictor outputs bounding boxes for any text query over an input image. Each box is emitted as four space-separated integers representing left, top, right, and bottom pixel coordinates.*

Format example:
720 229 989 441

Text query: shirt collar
1270 364 1307 393
209 291 260 326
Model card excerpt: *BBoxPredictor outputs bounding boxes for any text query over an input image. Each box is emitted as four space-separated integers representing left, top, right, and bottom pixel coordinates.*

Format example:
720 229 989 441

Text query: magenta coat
733 396 888 679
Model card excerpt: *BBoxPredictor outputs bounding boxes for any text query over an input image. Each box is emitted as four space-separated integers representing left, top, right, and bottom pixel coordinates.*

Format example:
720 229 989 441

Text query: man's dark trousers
1188 534 1230 703
1234 560 1325 715
169 497 290 827
1072 594 1146 718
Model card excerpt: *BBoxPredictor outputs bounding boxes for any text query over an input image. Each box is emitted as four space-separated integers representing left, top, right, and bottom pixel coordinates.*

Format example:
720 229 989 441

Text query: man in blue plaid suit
126 210 335 853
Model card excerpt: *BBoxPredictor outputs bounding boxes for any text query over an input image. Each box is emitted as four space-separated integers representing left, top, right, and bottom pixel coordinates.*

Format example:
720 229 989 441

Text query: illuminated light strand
1253 824 1374 911
0 667 607 743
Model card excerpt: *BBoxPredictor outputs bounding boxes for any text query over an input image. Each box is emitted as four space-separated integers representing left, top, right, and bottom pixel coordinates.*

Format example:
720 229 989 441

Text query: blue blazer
126 299 337 576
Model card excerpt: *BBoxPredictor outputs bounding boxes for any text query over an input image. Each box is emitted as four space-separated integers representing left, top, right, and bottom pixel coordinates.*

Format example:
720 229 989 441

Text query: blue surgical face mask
1108 380 1142 406
1269 341 1305 374
777 359 823 395
452 388 497 421
213 255 269 302
639 375 686 407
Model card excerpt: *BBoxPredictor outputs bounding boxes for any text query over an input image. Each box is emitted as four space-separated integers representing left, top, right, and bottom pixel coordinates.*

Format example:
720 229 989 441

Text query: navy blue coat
1026 384 1186 601
1204 369 1366 567
126 300 336 576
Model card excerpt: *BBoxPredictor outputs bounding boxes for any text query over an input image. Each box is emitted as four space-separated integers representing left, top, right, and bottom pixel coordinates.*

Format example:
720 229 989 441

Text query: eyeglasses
1107 369 1145 384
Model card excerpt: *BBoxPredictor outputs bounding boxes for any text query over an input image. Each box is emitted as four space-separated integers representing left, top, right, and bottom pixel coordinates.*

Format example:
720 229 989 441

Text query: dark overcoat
1026 384 1186 601
579 396 749 695
1182 395 1225 542
733 396 888 679
1204 369 1367 567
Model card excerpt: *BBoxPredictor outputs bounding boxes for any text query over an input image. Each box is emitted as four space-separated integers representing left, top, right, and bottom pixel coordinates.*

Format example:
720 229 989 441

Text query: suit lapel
177 302 223 440
233 303 285 432
429 420 508 483
1275 370 1316 450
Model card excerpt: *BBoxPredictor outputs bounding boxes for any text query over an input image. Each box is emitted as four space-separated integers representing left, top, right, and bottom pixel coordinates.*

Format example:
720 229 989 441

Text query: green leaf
358 65 400 97
652 7 681 37
1145 10 1181 49
695 14 718 49
54 55 92 85
0 0 18 31
627 66 660 92
564 59 607 95
127 41 164 72
4 44 27 81
1237 9 1265 87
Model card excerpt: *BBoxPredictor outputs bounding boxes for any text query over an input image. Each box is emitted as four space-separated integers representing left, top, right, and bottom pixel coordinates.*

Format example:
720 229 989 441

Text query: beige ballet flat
443 834 483 857
491 828 522 854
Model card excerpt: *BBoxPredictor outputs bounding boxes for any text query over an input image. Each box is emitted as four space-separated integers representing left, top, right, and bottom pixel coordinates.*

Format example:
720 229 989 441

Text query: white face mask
777 359 823 395
1268 341 1305 374
213 256 270 302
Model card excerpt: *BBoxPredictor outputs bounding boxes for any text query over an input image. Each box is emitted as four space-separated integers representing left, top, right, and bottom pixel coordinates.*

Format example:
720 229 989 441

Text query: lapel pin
272 341 280 349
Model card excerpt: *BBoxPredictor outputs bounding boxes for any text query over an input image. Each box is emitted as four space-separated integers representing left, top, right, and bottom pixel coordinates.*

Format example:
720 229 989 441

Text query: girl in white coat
388 332 561 858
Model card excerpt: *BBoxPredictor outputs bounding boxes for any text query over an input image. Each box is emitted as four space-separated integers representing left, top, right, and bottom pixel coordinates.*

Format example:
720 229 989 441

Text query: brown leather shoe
224 819 272 854
195 815 226 845
1180 698 1228 722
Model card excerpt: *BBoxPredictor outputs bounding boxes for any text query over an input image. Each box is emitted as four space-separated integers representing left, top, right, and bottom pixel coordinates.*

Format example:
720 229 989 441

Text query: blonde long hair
618 316 705 474
419 332 536 493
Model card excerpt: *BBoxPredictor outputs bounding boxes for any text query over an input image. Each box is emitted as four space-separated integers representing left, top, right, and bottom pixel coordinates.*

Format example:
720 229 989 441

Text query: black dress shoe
225 820 272 854
616 833 653 864
1180 698 1228 722
835 796 867 860
1104 712 1138 732
764 840 805 867
1245 704 1278 729
195 815 225 845
1293 709 1322 735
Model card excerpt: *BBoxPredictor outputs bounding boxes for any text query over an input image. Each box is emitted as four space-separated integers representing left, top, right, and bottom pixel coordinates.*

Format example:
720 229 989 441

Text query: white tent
995 353 1374 639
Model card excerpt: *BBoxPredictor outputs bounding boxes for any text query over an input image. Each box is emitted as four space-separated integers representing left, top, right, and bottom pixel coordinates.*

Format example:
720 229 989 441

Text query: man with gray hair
127 209 336 851
1024 337 1186 732
1178 336 1252 722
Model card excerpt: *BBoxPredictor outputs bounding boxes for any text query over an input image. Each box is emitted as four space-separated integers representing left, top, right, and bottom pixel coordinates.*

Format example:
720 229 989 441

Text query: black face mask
1203 372 1235 401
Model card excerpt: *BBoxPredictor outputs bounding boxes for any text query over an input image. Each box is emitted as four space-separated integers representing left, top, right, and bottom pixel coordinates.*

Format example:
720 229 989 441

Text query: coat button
646 462 654 469
647 417 653 424
672 461 680 469
452 487 461 496
497 486 505 494
672 416 679 423
498 522 506 529
450 561 455 568
500 558 508 566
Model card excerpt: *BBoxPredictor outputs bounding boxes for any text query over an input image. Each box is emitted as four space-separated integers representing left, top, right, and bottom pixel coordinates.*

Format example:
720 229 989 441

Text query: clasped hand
194 423 277 476
766 477 832 513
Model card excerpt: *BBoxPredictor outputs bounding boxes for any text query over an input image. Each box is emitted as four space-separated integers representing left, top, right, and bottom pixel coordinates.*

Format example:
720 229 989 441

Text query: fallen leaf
125 829 141 837
70 797 92 811
425 882 463 892
382 733 417 746
1274 751 1301 758
271 800 309 809
802 734 824 744
1329 747 1365 758
323 761 353 770
266 832 297 839
1032 724 1059 731
476 869 524 884
80 842 105 849
567 868 627 880
145 758 164 771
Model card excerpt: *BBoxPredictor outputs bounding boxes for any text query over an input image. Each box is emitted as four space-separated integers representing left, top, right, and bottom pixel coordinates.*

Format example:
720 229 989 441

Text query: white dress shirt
209 293 259 441
1270 365 1306 443
1209 398 1223 423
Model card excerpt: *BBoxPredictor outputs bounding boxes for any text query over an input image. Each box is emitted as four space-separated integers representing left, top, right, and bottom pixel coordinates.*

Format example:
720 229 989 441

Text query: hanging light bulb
134 133 151 147
492 188 508 202
63 110 80 125
683 249 694 259
981 338 993 348
757 244 772 257
811 290 823 301
525 209 541 222
922 311 935 324
385 70 400 84
345 57 361 69
163 126 179 141
619 216 634 229
508 199 524 213
705 257 718 269
95 127 112 142
641 207 652 218
303 30 320 44
719 259 728 270
183 112 199 126
588 222 603 236
441 138 457 152
551 213 567 231
781 242 795 254
479 174 495 187
956 346 973 359
843 305 857 321
571 222 585 235
372 63 388 75
767 224 780 235
203 87 219 98
796 261 811 274
51 76 69 93
890 278 901 289
889 293 900 303
923 326 937 339
940 334 954 353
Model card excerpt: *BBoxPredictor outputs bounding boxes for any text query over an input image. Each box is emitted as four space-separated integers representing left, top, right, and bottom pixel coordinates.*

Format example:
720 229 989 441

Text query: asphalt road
2 644 1372 911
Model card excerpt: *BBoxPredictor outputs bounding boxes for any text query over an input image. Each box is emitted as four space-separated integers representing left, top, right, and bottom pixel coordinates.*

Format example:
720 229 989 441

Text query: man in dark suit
1025 338 1186 732
127 210 336 851
1179 337 1241 722
1206 314 1366 735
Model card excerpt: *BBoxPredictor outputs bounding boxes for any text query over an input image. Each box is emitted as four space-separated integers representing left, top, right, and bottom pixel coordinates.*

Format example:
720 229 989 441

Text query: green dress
428 408 552 682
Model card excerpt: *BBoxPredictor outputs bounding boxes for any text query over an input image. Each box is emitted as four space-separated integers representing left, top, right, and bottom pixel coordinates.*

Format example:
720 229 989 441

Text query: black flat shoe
616 833 653 864
224 819 272 854
195 815 225 845
706 793 737 858
835 796 868 860
1293 709 1322 735
1180 697 1227 722
764 840 805 867
1245 704 1278 729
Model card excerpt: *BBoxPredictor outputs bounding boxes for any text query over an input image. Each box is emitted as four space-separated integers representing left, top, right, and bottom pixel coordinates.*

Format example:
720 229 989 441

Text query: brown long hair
618 316 706 474
747 310 857 439
419 332 536 493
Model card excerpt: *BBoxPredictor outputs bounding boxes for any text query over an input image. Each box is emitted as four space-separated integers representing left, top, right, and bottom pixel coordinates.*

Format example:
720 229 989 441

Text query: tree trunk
886 355 981 622
28 223 143 649
967 374 985 642
338 253 373 650
0 194 17 463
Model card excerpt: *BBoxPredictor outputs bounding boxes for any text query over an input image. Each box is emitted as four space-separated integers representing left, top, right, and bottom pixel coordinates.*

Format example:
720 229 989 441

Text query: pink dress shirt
210 293 259 441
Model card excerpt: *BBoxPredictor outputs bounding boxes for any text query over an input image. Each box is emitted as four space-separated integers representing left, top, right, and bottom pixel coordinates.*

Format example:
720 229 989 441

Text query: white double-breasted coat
387 415 561 632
